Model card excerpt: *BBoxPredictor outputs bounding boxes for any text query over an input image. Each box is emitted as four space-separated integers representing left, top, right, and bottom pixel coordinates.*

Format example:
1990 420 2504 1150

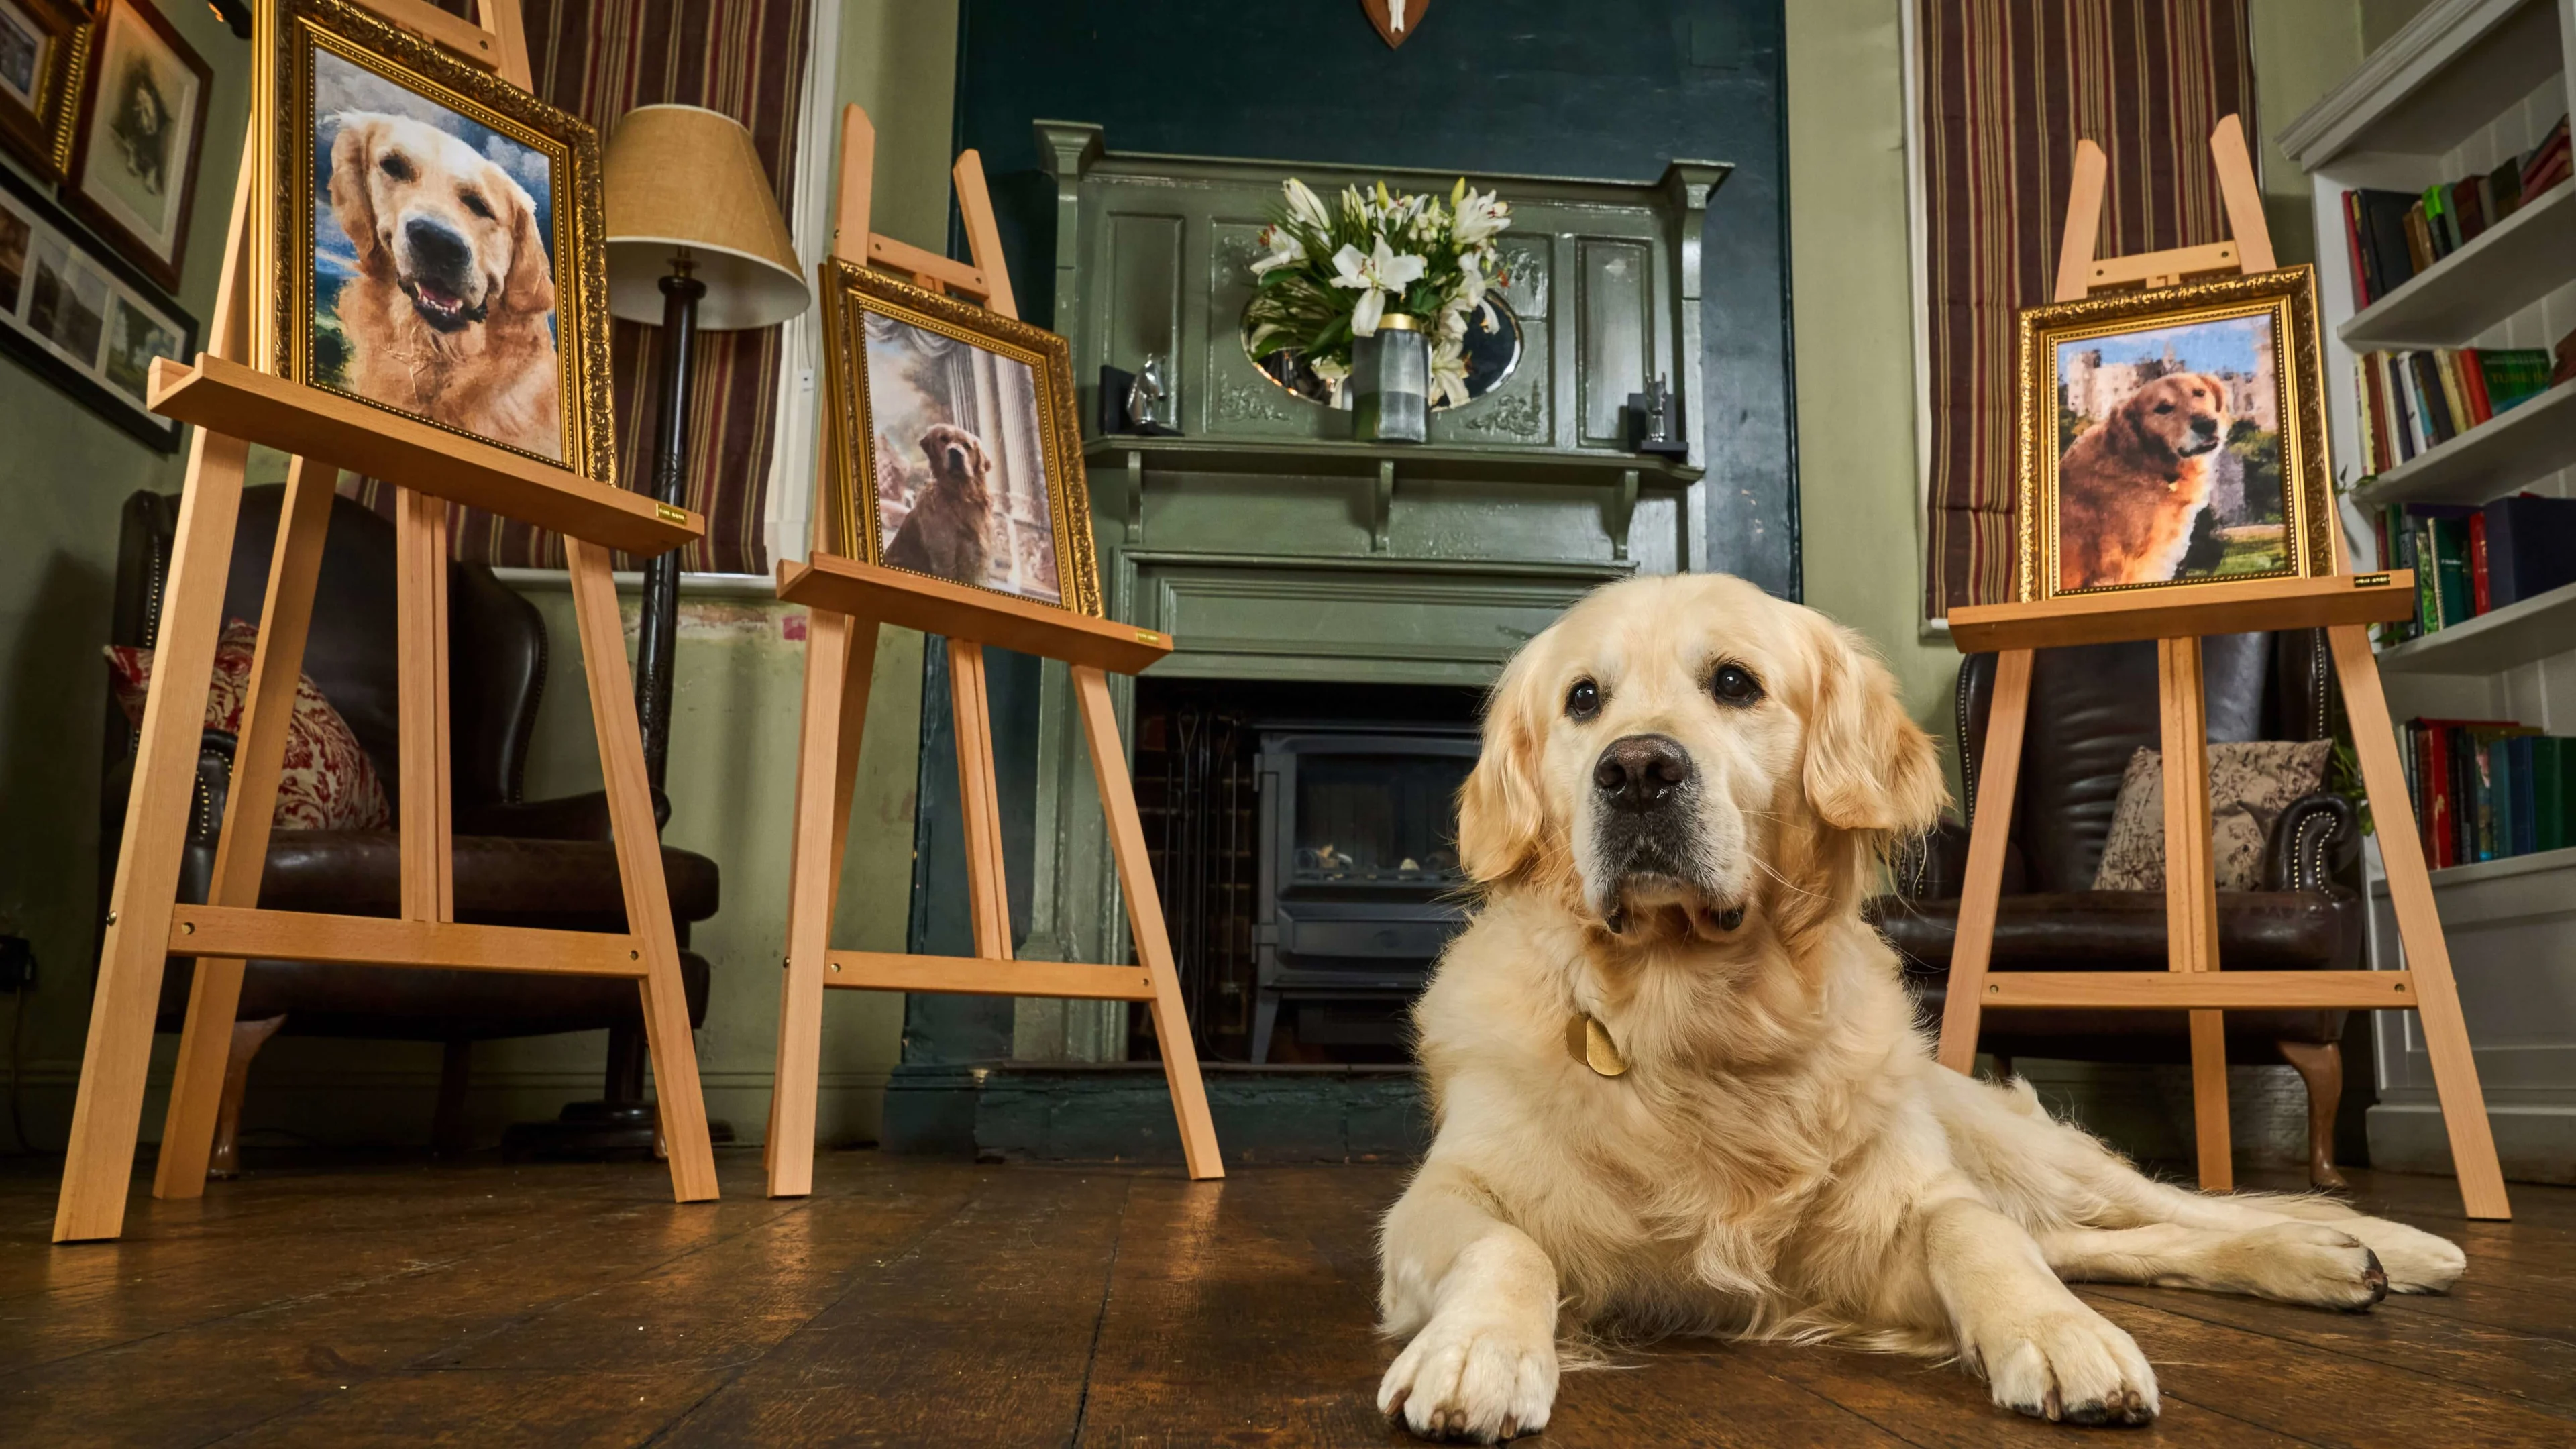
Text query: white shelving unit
2280 0 2576 1185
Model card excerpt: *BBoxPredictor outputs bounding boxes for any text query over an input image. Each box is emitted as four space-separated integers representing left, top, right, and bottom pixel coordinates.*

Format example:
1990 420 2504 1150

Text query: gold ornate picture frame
0 0 87 183
820 258 1102 616
2015 266 2330 604
253 0 612 482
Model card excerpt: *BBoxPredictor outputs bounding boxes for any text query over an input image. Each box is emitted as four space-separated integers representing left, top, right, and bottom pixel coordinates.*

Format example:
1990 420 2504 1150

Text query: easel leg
2159 638 2231 1193
1072 666 1223 1180
396 489 454 922
2328 624 2510 1219
947 639 1013 960
156 457 335 1198
1937 648 2032 1075
768 610 877 1197
566 538 718 1203
54 431 253 1243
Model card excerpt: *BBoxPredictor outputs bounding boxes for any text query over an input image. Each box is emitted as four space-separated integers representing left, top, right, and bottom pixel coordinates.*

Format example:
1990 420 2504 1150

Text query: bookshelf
2281 0 2576 1187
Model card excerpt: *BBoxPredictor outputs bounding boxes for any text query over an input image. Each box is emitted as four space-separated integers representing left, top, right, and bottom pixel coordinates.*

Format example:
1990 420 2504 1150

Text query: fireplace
1134 681 1481 1065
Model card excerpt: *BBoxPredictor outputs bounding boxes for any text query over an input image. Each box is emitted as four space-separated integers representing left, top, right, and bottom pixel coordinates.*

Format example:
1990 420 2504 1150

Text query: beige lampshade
602 104 810 331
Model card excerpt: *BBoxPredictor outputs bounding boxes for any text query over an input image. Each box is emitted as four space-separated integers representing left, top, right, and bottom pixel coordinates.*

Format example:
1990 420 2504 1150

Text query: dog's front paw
2215 1221 2387 1311
1968 1304 2159 1426
2332 1214 2465 1294
1377 1311 1556 1443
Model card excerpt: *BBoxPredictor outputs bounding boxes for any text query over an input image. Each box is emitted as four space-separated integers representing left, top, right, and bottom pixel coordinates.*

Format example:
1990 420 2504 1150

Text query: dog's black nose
1594 734 1693 812
2192 415 2220 435
403 217 472 277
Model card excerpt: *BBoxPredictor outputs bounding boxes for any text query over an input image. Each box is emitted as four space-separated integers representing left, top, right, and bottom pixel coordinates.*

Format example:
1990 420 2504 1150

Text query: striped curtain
356 0 812 574
1916 1 2255 616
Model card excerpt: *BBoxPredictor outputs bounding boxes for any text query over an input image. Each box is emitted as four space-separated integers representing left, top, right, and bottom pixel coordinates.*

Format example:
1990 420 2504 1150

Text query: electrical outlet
0 935 34 993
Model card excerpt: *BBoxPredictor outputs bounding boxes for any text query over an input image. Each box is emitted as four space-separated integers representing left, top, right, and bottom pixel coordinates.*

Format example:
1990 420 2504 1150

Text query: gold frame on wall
819 257 1104 617
2014 266 2332 604
0 0 88 182
251 0 613 484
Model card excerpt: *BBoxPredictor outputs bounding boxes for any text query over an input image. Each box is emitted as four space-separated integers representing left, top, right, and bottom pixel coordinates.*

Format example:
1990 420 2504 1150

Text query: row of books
2400 720 2576 869
2341 115 2570 309
2373 493 2576 641
2353 346 2557 470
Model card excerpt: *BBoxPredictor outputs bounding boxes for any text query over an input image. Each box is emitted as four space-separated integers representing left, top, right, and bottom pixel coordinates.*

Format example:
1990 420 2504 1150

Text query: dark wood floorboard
3 1155 2571 1447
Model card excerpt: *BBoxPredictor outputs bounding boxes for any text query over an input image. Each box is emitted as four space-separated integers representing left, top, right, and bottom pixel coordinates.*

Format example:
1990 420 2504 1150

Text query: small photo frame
64 0 210 292
2015 266 2332 603
0 159 197 451
819 259 1102 616
257 0 612 480
0 0 85 182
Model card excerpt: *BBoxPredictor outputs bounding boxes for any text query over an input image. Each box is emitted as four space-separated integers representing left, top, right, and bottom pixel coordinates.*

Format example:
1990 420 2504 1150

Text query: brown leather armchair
1870 630 2363 1187
101 484 720 1169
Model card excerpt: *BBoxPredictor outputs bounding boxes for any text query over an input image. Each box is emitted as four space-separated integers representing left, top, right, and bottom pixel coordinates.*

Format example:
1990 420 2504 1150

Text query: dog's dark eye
1565 678 1600 721
378 152 414 182
1709 663 1763 706
460 190 494 221
2153 402 2175 414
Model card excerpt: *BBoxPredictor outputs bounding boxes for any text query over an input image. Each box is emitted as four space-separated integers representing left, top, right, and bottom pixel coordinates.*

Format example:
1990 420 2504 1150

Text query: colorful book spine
2469 511 2492 616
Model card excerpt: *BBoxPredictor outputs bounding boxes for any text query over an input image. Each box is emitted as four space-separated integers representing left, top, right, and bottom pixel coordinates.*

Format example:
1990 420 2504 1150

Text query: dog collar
1566 1013 1629 1077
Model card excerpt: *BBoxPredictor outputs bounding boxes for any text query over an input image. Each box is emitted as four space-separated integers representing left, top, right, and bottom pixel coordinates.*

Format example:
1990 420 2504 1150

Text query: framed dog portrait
819 259 1102 615
64 0 210 292
0 0 86 183
2015 266 2332 603
254 0 612 480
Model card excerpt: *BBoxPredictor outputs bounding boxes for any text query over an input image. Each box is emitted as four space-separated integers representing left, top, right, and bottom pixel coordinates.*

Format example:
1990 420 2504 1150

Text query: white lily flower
1283 178 1331 232
1330 235 1427 336
1430 338 1471 409
1453 186 1511 244
1250 224 1305 277
1454 249 1497 330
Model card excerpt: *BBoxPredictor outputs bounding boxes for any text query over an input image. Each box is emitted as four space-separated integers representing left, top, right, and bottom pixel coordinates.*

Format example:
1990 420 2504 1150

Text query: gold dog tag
1566 1014 1629 1077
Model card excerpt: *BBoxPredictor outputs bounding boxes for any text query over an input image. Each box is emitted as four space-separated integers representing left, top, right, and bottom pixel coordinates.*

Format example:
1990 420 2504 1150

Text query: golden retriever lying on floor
2057 372 2231 592
1377 574 2463 1440
329 112 562 460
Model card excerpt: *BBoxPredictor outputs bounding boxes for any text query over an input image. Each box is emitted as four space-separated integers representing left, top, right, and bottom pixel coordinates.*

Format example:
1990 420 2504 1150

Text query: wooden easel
53 0 720 1244
759 105 1223 1196
1935 117 2509 1220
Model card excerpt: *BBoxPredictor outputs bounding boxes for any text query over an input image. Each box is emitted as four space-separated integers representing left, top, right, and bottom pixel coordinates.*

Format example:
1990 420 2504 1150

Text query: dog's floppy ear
497 173 556 317
1457 645 1548 884
1799 616 1947 838
329 114 387 276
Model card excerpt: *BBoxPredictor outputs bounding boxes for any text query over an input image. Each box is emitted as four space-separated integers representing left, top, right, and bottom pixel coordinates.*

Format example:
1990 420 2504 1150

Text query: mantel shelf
1084 435 1704 487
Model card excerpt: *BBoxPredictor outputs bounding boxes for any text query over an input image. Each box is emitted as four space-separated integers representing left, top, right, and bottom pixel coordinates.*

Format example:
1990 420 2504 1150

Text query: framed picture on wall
0 158 199 451
0 0 88 182
818 258 1103 616
256 0 612 478
63 0 211 292
2014 266 2332 604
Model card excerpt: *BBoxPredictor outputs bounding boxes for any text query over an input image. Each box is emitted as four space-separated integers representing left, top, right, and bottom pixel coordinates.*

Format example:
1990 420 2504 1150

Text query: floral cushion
105 619 391 831
2091 741 2334 892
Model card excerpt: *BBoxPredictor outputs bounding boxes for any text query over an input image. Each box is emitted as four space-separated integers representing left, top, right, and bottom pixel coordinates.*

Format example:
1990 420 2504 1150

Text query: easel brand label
2353 573 2392 588
654 504 688 523
1136 631 1161 645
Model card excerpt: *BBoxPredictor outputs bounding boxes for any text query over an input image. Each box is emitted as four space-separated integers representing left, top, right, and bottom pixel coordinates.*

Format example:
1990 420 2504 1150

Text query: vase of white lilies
1246 176 1511 443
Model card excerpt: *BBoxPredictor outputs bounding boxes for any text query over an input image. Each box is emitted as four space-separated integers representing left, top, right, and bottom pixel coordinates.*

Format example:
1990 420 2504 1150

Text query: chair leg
206 1014 286 1180
432 1040 472 1157
2277 1038 2348 1193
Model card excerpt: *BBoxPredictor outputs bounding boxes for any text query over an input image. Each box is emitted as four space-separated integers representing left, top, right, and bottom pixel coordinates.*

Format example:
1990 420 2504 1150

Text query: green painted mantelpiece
998 125 1731 1064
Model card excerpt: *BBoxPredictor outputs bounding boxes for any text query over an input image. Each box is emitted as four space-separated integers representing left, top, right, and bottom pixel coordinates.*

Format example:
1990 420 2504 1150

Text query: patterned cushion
105 619 392 831
2092 741 2333 892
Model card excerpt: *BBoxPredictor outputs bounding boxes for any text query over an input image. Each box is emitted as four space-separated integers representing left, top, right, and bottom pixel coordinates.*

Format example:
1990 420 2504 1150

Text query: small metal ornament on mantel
1362 0 1429 49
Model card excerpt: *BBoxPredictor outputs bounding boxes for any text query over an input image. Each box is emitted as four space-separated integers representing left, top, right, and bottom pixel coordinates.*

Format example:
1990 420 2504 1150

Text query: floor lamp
508 105 809 1157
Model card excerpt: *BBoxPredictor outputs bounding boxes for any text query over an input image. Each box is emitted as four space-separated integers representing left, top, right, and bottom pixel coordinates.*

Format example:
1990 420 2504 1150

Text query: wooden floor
3 1153 2572 1446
